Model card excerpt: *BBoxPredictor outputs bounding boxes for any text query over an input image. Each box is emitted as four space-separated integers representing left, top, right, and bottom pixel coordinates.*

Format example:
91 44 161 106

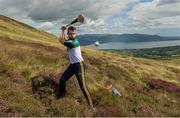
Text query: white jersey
64 38 84 64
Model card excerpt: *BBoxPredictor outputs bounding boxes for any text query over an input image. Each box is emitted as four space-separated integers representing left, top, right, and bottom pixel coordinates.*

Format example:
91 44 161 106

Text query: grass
0 15 180 117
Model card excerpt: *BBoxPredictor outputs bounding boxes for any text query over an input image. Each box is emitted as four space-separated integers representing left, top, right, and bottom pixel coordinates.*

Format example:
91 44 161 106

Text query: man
57 26 94 108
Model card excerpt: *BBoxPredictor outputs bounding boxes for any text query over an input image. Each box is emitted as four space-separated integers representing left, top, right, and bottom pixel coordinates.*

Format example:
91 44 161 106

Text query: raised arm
59 26 67 44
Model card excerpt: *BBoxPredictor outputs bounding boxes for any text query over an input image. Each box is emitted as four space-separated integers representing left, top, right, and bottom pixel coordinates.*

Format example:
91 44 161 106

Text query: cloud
0 0 180 36
38 22 54 31
126 0 180 30
155 0 180 6
0 0 30 19
0 0 137 34
27 0 137 33
0 0 136 21
27 0 137 22
76 18 108 34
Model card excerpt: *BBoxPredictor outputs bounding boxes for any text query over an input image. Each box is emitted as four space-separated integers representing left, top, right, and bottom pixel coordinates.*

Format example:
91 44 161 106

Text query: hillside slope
0 15 59 45
0 15 180 117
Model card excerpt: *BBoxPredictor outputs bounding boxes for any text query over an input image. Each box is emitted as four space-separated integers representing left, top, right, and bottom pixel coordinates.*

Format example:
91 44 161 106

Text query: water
87 40 180 50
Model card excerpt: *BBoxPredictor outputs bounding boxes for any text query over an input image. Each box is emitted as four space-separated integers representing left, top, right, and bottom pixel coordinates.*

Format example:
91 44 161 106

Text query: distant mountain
77 34 180 45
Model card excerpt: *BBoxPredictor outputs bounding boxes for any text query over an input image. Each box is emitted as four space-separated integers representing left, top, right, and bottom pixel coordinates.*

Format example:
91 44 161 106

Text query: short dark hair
68 26 76 32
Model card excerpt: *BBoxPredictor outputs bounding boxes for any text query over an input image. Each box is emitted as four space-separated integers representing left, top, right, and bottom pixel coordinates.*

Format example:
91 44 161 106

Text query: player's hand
61 26 67 31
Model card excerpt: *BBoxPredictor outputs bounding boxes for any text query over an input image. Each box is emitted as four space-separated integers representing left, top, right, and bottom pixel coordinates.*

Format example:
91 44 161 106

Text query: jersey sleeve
64 39 79 49
64 40 73 48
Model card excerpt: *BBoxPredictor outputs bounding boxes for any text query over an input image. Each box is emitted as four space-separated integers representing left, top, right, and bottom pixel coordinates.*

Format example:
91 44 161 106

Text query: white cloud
0 0 137 34
127 0 180 30
77 18 108 34
28 0 136 21
155 0 180 6
0 0 137 23
0 0 30 19
38 22 54 31
0 0 180 36
83 18 106 28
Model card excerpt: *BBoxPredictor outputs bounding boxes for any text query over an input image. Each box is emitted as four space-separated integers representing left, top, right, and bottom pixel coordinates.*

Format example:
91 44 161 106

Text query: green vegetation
105 46 180 60
0 15 180 117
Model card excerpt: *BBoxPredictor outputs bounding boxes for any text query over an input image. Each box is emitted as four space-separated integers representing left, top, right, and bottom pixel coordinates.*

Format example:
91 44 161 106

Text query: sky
0 0 180 36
